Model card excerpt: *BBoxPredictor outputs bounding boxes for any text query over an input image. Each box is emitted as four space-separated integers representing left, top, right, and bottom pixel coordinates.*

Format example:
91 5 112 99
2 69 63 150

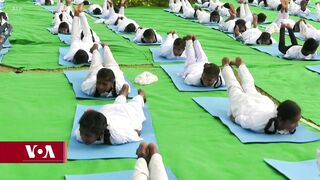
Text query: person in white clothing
169 0 182 13
279 23 319 60
182 35 225 88
181 0 196 18
88 4 103 15
76 88 147 145
316 2 320 21
103 0 125 25
36 0 54 5
299 19 320 42
289 0 310 17
81 43 129 98
160 31 186 59
133 142 169 180
239 1 267 26
51 0 73 34
116 16 139 33
64 4 100 64
196 9 223 24
134 27 162 44
222 57 301 134
260 0 282 10
220 5 248 33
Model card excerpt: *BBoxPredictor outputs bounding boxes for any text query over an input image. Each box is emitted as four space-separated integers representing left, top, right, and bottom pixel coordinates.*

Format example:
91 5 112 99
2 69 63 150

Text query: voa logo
25 145 56 158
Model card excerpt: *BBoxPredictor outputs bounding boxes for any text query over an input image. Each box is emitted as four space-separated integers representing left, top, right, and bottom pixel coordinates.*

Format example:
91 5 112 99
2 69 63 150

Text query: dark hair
302 38 319 55
74 49 89 64
248 0 254 3
223 3 230 9
95 68 117 97
114 6 120 13
173 38 186 49
83 0 90 5
45 0 52 5
92 8 102 15
236 7 240 15
235 19 247 32
0 12 8 21
277 4 282 11
257 32 272 45
210 11 220 22
124 23 137 33
58 22 70 34
142 28 157 43
79 110 107 137
264 100 301 134
257 13 266 24
203 63 220 79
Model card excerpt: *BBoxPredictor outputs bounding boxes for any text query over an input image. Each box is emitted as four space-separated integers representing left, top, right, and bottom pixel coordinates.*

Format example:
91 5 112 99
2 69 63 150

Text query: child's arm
193 39 208 62
184 37 197 68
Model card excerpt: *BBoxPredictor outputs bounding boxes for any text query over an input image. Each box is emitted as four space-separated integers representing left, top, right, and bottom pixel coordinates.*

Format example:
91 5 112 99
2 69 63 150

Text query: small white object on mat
134 72 158 85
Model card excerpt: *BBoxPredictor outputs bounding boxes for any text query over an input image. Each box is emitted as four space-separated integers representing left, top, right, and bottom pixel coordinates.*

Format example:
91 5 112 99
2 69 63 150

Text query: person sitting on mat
181 0 197 18
160 31 186 59
169 0 182 13
134 27 162 44
64 4 100 64
52 0 73 34
181 34 225 88
196 9 223 24
289 0 310 17
222 57 301 134
299 19 320 42
81 42 129 98
88 4 103 15
234 15 275 45
133 142 169 180
75 88 147 145
278 23 319 60
101 0 126 25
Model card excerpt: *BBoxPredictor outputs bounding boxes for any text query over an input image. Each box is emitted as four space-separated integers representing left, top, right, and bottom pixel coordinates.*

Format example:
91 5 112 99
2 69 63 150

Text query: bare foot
119 84 129 97
222 57 230 66
136 142 149 160
138 89 147 103
235 57 244 67
147 143 158 162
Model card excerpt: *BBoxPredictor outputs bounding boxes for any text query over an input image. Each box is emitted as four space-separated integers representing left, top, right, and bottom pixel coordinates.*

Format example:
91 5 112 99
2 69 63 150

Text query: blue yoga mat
106 24 125 34
0 48 10 63
252 44 320 61
67 104 157 160
3 39 11 48
193 97 320 143
306 64 320 74
41 5 56 13
58 34 71 45
85 10 104 19
264 159 319 180
0 2 5 9
65 168 177 180
150 48 185 63
47 27 57 35
64 70 138 100
122 35 162 46
161 64 227 91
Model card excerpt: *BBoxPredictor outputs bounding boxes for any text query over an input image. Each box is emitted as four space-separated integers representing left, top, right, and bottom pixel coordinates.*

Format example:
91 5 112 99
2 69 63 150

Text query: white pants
132 154 168 180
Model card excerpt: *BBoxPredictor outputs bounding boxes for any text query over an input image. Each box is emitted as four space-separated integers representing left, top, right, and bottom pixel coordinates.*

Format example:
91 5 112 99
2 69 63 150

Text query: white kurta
284 45 317 60
222 64 277 132
289 0 310 17
182 40 225 87
117 18 139 32
64 13 100 62
52 11 73 34
160 33 186 59
181 0 195 18
134 28 162 43
299 21 320 41
266 0 281 9
196 10 223 23
75 95 145 145
237 28 276 44
88 4 103 14
81 46 129 97
169 0 182 13
104 6 125 25
220 19 236 33
266 12 295 33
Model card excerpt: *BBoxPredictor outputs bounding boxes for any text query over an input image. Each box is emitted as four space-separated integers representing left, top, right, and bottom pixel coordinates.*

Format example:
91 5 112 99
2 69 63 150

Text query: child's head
0 12 8 21
201 63 220 87
142 28 157 43
45 0 52 5
210 11 220 23
235 19 246 33
95 68 115 95
79 110 107 144
173 38 186 56
301 38 319 56
92 8 102 15
248 0 254 3
74 49 89 64
223 3 231 9
276 100 301 132
257 13 266 24
300 0 308 11
58 22 70 34
124 23 137 33
83 0 90 5
257 32 272 45
276 4 282 11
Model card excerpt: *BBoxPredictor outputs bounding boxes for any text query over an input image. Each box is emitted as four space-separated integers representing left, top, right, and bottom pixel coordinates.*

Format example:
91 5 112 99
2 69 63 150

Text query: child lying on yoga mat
260 0 282 10
101 0 125 25
289 0 310 17
76 88 146 145
182 35 225 88
88 4 103 15
196 9 223 24
208 0 231 17
160 31 186 59
222 57 301 134
181 0 197 18
81 42 129 98
52 0 73 34
239 1 267 26
134 27 162 44
133 142 169 180
299 19 320 42
234 15 274 45
169 0 182 13
0 12 12 49
279 23 319 59
64 4 100 64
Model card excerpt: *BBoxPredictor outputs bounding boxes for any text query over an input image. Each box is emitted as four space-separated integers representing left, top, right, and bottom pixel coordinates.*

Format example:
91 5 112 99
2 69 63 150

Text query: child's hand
90 43 99 53
184 34 193 41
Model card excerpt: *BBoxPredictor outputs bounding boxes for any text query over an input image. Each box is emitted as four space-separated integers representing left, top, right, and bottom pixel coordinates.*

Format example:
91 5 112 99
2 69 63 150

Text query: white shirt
134 28 162 43
284 45 317 60
266 0 281 9
88 4 103 14
220 19 236 33
52 11 73 34
160 33 186 59
117 18 139 32
104 7 125 25
299 22 320 41
169 0 182 13
196 10 223 23
237 28 276 44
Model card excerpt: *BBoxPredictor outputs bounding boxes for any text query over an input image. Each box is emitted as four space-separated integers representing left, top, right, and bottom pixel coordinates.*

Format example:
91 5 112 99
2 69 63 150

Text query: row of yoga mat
38 3 320 179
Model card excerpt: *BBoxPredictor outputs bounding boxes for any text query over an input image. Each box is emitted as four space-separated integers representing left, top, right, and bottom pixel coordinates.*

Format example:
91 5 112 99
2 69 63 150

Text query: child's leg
119 6 125 16
53 12 61 26
193 40 208 63
79 12 93 43
70 14 81 45
239 3 246 19
184 40 197 69
222 65 244 103
186 0 193 8
238 64 258 94
103 45 119 68
132 158 149 180
244 3 253 22
114 94 127 104
287 27 298 45
130 94 145 108
149 154 169 180
89 49 103 71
